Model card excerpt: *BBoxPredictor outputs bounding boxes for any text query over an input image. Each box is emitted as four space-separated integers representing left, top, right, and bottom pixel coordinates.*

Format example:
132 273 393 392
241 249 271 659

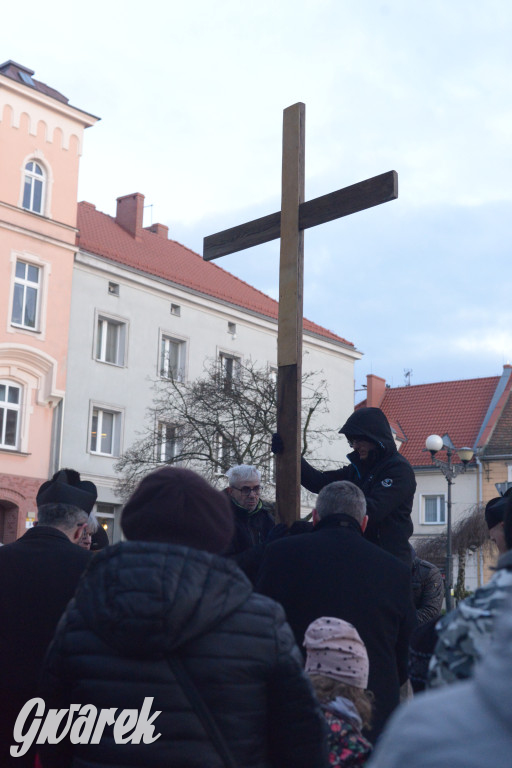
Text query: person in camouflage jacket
428 548 512 687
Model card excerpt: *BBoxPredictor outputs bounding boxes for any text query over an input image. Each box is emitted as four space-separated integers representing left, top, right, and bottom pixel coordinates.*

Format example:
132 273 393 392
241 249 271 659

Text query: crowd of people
0 406 511 767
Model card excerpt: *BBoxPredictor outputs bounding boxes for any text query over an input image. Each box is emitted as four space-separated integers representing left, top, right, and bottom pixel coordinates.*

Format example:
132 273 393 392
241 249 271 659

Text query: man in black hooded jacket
299 407 416 565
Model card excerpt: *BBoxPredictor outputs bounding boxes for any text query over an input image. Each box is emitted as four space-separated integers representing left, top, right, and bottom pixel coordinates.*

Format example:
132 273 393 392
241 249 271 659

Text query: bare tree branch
114 359 334 500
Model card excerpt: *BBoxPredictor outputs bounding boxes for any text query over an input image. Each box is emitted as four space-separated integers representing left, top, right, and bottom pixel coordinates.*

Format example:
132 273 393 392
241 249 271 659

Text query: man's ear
361 515 368 533
72 523 86 544
312 508 319 526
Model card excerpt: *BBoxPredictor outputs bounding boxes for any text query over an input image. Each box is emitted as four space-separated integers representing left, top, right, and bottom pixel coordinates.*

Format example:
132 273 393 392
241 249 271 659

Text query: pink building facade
0 61 97 542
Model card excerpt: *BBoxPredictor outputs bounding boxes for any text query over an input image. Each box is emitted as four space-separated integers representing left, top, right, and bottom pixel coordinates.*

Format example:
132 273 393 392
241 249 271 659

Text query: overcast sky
4 1 512 399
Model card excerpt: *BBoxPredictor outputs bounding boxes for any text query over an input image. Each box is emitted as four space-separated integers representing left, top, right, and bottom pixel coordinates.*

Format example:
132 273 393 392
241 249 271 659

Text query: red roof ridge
76 202 354 348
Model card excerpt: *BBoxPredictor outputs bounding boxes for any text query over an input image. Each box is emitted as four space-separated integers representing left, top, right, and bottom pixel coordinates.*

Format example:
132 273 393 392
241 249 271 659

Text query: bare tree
114 358 334 500
415 503 493 601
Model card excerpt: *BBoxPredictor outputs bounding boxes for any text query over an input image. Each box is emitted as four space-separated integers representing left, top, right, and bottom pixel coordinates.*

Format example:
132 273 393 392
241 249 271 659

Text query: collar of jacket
23 525 73 542
231 497 263 516
313 512 363 535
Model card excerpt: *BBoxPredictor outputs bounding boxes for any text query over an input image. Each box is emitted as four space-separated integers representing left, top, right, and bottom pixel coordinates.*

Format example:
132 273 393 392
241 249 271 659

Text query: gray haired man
0 470 96 768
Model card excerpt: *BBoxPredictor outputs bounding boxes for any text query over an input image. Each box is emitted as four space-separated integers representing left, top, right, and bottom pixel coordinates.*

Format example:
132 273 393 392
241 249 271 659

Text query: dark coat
224 495 276 583
38 541 328 768
0 526 92 768
301 407 416 564
256 513 416 740
411 556 444 625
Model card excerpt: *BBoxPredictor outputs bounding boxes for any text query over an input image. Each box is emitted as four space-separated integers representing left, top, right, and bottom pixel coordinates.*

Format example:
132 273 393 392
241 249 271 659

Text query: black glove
271 433 284 454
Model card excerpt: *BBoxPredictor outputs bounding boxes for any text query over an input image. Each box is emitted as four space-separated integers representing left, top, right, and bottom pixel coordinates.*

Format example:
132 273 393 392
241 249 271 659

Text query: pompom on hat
37 469 97 514
121 466 234 554
304 617 369 689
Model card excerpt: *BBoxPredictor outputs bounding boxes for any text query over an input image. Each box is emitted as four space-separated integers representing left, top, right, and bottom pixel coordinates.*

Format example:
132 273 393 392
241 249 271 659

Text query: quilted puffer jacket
38 541 328 768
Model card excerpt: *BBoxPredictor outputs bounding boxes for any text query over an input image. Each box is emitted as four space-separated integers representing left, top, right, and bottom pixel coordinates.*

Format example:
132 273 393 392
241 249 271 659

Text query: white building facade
61 193 361 541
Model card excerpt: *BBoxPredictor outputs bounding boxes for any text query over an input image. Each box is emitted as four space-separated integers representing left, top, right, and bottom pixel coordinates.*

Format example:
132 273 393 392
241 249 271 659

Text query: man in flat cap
0 469 97 768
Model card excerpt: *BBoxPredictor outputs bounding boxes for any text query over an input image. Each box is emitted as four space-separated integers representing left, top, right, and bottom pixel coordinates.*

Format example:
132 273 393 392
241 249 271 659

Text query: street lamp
425 433 474 612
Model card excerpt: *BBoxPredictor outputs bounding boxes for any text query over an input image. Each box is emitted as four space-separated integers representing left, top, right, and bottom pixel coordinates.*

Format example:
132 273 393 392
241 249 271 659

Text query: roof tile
76 202 354 347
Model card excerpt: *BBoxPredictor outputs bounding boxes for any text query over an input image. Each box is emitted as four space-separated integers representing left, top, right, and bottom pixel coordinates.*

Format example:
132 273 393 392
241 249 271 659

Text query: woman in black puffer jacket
38 467 328 768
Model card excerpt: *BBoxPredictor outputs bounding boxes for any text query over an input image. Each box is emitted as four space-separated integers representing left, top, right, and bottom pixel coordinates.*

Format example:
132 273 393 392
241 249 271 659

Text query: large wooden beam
203 170 397 261
276 102 305 526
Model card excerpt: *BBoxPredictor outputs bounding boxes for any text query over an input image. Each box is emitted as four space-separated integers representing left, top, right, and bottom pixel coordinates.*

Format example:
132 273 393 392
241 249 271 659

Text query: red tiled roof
483 390 512 457
359 377 500 467
76 202 354 347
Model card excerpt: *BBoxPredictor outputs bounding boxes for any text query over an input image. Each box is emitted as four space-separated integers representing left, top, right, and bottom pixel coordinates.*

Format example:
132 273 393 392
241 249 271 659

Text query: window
170 303 181 316
90 407 122 456
96 316 126 366
11 260 40 330
0 382 21 449
157 422 181 462
423 495 446 524
108 282 120 296
160 336 185 381
215 432 235 474
22 161 45 214
219 352 241 390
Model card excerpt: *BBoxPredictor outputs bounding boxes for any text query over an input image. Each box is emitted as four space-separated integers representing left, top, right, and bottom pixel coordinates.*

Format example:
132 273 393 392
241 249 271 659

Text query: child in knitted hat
304 617 374 766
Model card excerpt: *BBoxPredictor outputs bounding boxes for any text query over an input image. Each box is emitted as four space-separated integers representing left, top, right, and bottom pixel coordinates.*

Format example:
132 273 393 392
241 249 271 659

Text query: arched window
0 381 21 449
22 161 45 214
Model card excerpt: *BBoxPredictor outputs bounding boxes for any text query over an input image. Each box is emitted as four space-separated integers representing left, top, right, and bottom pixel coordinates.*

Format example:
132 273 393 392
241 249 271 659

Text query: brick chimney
116 193 144 239
366 374 386 407
145 222 169 239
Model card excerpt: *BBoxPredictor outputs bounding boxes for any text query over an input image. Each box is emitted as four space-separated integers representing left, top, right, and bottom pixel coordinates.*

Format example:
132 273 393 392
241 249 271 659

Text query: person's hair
308 675 374 729
226 464 261 487
86 510 99 534
315 481 366 522
37 503 89 532
504 495 512 551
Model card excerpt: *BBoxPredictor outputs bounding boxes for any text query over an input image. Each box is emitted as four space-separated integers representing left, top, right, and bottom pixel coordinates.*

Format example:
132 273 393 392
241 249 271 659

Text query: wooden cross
203 103 397 526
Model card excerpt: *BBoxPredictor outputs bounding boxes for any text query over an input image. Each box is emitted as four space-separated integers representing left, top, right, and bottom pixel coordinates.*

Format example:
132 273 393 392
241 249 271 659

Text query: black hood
339 407 396 458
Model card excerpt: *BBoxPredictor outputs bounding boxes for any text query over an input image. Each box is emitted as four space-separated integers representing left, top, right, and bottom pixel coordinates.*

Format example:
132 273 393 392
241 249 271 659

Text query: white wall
61 251 361 537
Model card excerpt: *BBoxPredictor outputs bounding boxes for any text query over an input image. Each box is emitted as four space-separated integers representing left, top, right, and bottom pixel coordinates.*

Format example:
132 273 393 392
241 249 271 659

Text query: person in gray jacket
367 591 512 768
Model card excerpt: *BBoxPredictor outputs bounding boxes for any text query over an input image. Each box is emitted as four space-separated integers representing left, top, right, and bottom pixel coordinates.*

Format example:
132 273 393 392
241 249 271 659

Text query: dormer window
22 161 45 214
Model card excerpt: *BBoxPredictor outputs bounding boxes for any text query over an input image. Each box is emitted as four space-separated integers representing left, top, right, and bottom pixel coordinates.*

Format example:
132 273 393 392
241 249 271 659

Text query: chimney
145 222 169 239
116 193 144 239
367 374 386 407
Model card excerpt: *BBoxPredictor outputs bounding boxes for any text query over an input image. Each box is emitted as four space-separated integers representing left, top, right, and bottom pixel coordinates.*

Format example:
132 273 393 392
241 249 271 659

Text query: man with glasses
224 465 276 580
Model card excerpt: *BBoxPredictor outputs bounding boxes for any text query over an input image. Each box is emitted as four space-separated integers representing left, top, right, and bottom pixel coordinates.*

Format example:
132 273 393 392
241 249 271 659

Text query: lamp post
425 434 474 612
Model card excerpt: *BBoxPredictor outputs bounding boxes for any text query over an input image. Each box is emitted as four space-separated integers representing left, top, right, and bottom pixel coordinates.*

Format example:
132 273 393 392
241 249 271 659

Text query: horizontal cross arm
203 170 398 261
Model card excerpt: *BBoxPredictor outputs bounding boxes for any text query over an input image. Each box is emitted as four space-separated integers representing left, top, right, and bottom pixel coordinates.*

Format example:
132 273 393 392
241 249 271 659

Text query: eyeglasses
233 485 261 496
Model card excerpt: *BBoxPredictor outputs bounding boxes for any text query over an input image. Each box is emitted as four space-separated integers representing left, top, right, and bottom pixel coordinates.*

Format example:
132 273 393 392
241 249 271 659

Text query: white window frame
218 351 241 390
89 403 124 457
8 253 50 338
157 422 181 463
0 381 22 450
11 259 41 331
159 332 187 382
22 160 46 214
421 493 446 525
94 312 128 367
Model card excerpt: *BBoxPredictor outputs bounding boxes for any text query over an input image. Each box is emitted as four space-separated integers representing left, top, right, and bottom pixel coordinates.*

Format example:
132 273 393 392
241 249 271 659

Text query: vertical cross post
276 103 305 525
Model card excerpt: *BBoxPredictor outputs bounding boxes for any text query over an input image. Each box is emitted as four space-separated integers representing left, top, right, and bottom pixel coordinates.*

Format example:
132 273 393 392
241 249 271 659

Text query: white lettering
37 704 80 744
129 697 162 744
90 708 117 744
11 698 45 757
69 705 98 744
10 698 162 754
113 709 138 743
